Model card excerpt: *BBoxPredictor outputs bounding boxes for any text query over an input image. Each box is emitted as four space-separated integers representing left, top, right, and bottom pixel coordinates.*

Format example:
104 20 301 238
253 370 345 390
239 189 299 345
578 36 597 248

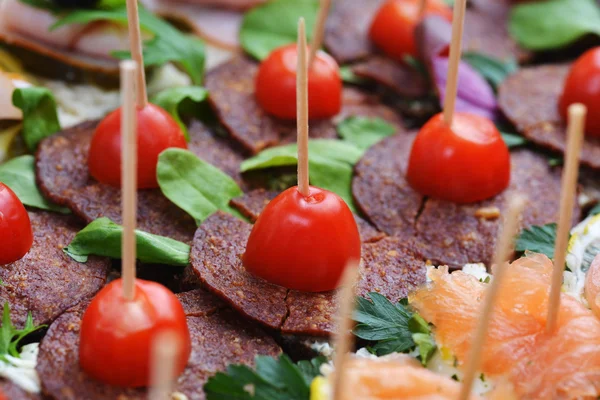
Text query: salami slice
205 56 404 154
37 289 281 400
351 56 429 98
230 189 386 243
190 212 426 336
36 120 250 243
353 133 579 268
1 211 110 328
498 64 600 170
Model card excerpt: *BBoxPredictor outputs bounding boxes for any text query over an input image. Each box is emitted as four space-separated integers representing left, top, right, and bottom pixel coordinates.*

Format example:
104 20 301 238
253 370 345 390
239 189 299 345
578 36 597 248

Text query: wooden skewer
546 103 586 333
458 196 527 400
418 0 427 19
308 0 332 69
331 260 360 400
442 0 467 127
297 18 310 197
148 330 181 400
120 60 138 301
126 0 148 108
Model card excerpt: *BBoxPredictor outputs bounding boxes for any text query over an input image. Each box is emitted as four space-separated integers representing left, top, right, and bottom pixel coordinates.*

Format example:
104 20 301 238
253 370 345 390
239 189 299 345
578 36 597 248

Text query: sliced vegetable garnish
462 52 518 91
353 293 436 364
12 87 61 151
509 0 600 51
150 86 208 141
515 223 559 259
64 217 190 266
52 6 205 84
240 0 318 60
0 302 45 362
337 117 396 150
0 155 70 213
157 149 244 225
204 354 325 400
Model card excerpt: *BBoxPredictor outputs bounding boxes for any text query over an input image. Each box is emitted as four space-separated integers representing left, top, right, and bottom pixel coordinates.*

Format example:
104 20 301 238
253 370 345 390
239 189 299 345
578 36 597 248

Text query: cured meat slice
36 120 250 243
353 133 578 268
0 381 41 400
498 64 600 170
353 132 423 238
37 289 281 400
351 56 429 98
205 56 404 154
230 189 386 243
1 211 110 328
190 212 426 336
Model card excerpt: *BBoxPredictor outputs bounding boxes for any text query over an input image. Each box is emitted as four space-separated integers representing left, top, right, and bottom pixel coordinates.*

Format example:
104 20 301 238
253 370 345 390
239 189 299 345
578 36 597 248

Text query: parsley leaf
150 86 208 141
337 117 396 150
204 355 325 400
52 6 205 84
0 302 45 362
12 87 61 151
515 223 558 259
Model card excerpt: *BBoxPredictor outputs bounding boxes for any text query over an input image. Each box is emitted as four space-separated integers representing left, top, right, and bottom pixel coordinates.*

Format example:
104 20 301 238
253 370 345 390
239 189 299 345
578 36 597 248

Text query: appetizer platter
0 0 600 398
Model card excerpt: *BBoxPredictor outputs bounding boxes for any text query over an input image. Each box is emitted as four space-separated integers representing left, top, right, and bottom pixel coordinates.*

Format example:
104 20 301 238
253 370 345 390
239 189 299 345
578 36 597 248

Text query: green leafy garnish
0 303 45 362
353 293 436 364
241 140 363 211
501 132 527 149
240 0 319 60
12 87 61 151
462 52 517 91
515 223 558 259
52 6 205 84
339 66 366 85
337 117 397 150
509 0 600 51
18 0 61 12
204 355 325 400
589 203 600 216
0 155 70 213
157 149 244 225
548 156 563 167
64 217 190 266
151 86 208 141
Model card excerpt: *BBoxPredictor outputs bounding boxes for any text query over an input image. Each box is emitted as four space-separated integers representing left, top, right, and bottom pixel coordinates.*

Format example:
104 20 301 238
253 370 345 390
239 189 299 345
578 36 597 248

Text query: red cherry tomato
407 112 510 203
88 103 187 189
79 279 191 387
243 186 360 292
559 47 600 137
370 0 452 61
0 183 33 265
255 44 342 120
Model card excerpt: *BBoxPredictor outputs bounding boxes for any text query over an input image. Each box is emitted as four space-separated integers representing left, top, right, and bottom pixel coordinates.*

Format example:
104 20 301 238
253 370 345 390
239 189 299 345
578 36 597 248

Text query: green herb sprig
0 303 45 362
515 223 559 259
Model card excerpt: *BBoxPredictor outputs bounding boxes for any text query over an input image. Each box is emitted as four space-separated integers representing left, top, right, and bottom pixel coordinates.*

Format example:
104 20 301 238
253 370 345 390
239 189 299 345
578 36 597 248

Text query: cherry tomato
0 183 33 265
370 0 452 61
406 112 510 203
88 103 187 189
79 279 191 387
559 47 600 137
243 186 360 292
255 44 342 120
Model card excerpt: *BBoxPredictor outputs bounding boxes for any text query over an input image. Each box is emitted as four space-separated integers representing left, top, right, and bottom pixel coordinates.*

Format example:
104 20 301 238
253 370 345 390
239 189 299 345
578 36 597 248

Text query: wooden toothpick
331 261 360 400
418 0 428 19
442 0 467 127
126 0 148 108
148 330 181 400
546 103 586 333
297 18 310 197
458 196 527 400
121 60 138 301
308 0 332 69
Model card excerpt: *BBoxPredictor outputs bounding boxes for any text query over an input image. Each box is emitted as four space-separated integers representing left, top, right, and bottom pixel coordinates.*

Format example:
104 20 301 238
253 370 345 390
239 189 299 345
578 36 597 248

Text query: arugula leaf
204 355 324 400
64 217 190 266
462 52 517 91
515 223 558 259
240 140 363 211
0 302 45 362
52 6 205 84
12 87 61 151
509 0 600 50
0 155 70 213
336 117 396 150
501 132 527 149
157 149 244 224
151 86 208 141
240 0 319 60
